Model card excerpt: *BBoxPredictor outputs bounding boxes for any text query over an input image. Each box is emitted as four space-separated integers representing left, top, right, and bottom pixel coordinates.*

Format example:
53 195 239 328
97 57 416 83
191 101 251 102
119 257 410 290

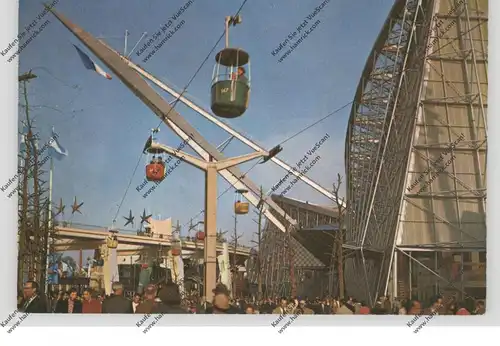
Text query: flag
48 127 69 160
19 122 28 152
19 120 40 153
73 44 112 80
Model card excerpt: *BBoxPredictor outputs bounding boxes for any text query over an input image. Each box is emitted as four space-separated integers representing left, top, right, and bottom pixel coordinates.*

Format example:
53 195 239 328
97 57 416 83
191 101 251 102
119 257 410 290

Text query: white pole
87 259 93 278
126 32 147 59
44 155 53 294
392 251 398 299
124 30 129 56
225 17 230 48
223 242 231 291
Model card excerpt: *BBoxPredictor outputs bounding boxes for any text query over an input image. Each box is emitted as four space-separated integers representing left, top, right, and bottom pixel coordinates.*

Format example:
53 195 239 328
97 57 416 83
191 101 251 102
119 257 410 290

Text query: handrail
55 226 252 252
211 73 250 86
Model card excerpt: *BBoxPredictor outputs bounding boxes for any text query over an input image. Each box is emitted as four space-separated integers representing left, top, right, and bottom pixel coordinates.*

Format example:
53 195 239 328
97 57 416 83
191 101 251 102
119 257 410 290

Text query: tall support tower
345 0 487 304
18 73 55 293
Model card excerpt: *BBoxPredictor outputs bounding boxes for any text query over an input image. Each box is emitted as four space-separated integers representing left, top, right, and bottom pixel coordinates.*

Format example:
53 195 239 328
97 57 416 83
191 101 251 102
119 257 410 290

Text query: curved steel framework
344 0 487 304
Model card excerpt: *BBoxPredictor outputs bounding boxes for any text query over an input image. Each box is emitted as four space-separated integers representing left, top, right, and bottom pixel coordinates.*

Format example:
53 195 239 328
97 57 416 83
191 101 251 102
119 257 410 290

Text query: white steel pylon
122 58 345 209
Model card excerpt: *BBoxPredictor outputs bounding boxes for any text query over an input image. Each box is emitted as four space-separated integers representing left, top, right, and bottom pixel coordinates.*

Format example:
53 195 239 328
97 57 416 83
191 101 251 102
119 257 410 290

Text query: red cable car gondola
196 231 205 241
144 128 166 182
146 157 165 182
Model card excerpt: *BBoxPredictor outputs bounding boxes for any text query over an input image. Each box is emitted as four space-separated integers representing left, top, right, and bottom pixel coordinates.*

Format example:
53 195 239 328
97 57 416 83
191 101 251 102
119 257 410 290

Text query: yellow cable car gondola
234 189 249 215
106 228 119 249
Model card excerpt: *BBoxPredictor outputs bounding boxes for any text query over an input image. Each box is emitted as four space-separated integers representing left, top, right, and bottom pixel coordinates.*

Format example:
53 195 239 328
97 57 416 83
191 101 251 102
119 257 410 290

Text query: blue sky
18 0 393 247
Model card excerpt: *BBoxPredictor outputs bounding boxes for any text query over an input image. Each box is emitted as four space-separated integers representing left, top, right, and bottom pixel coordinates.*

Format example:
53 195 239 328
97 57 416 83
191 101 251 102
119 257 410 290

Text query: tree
216 228 228 243
230 215 244 298
251 186 265 300
330 173 346 298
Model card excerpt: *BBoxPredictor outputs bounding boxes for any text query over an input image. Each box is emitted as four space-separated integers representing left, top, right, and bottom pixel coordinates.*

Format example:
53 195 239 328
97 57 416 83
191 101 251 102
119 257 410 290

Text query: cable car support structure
124 59 343 207
47 7 296 235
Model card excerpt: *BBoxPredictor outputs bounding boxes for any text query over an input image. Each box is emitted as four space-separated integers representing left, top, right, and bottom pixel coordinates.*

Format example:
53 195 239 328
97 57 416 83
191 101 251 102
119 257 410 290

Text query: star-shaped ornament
140 209 152 224
123 209 134 227
54 198 65 216
71 196 84 215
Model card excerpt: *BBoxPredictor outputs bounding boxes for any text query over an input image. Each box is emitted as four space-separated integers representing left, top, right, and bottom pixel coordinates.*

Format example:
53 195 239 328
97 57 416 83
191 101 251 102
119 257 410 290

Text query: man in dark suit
206 284 240 314
55 288 83 313
21 281 48 313
136 284 157 314
102 282 133 313
259 298 274 314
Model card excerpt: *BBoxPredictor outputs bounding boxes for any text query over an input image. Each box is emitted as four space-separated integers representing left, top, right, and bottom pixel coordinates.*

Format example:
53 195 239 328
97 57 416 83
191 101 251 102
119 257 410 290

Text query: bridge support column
102 244 119 295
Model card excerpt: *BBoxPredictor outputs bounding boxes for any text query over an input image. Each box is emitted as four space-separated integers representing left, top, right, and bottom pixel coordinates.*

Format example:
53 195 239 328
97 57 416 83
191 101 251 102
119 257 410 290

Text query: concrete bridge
53 225 252 295
53 225 252 260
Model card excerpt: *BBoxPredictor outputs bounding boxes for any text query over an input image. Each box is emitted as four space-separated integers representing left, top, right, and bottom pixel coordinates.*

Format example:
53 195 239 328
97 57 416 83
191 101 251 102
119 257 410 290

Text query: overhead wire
26 66 94 125
151 0 250 131
112 151 144 224
31 66 82 91
112 0 250 221
183 21 483 227
181 100 354 228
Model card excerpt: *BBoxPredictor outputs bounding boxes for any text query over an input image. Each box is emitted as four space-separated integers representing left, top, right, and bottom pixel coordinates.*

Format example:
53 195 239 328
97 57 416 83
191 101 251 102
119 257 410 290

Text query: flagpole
45 155 53 294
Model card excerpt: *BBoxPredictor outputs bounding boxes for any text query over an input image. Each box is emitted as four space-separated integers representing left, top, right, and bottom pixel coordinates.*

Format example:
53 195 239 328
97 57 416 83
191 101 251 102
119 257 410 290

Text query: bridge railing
54 222 253 253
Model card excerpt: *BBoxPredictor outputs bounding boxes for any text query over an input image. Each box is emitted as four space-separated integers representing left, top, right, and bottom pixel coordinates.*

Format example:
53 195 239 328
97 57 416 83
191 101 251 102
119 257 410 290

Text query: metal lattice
247 195 339 298
344 0 487 304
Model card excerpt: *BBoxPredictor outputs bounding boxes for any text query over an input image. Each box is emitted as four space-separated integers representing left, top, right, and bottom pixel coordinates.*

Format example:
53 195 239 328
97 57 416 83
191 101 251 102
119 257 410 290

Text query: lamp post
145 140 281 299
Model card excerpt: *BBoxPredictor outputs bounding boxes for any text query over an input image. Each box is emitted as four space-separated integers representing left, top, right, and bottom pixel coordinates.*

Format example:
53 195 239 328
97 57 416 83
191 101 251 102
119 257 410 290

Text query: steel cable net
344 0 487 304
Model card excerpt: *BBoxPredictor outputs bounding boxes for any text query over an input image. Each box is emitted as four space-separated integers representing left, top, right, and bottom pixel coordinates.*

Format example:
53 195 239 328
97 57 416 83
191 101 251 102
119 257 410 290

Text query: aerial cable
31 66 82 90
277 100 353 147
151 0 250 131
182 100 353 228
112 150 145 223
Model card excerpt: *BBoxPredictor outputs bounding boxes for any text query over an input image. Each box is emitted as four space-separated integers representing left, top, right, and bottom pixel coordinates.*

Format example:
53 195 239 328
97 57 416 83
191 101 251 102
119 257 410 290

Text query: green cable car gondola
211 15 250 118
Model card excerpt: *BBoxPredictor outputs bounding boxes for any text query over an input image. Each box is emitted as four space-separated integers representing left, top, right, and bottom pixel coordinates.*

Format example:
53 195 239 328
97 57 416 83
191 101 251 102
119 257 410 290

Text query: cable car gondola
234 189 249 215
145 128 166 182
106 227 119 249
196 231 205 241
211 15 250 119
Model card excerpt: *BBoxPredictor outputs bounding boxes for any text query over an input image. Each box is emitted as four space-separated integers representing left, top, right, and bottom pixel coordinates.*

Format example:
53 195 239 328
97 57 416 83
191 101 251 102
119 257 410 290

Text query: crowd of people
18 280 486 316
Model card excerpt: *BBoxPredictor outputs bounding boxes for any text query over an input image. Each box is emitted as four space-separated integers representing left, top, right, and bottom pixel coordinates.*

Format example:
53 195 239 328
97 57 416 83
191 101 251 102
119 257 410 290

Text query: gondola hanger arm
149 142 208 170
216 151 267 171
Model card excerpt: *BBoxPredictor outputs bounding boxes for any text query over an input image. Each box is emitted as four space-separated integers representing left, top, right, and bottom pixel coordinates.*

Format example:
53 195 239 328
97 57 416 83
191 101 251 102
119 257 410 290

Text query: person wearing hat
151 281 188 314
135 284 157 314
206 284 240 314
